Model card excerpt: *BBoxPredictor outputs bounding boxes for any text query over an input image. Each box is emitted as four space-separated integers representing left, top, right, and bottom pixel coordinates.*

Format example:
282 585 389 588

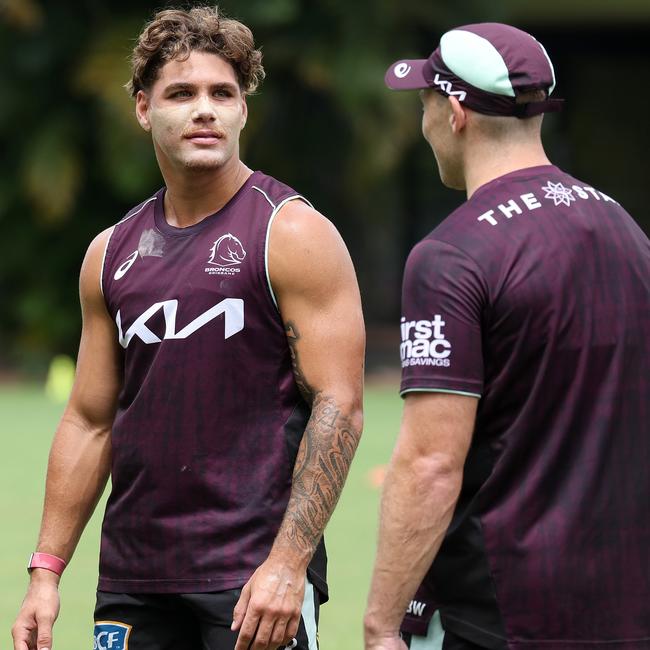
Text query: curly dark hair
126 6 265 96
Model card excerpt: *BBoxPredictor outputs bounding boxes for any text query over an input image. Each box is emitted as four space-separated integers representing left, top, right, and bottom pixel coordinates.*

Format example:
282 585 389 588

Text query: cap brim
384 59 429 90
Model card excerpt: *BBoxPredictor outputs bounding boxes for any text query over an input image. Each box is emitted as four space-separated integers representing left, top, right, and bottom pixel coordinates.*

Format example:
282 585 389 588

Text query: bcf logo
93 622 131 650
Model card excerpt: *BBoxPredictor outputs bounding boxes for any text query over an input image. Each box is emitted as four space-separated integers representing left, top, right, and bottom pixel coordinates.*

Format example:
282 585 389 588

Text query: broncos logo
207 234 247 267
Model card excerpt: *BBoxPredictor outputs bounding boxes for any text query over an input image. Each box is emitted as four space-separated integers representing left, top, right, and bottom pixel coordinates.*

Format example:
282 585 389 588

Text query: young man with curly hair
12 7 364 650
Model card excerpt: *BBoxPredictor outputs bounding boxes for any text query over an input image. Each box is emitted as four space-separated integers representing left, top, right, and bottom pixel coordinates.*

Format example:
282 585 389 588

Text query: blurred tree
0 0 648 373
0 2 159 371
0 0 491 371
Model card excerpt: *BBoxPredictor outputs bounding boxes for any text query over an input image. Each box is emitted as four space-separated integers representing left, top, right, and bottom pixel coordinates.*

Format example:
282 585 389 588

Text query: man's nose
191 94 216 121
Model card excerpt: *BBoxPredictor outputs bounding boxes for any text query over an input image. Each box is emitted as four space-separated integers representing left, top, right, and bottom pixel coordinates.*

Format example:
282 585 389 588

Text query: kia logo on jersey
116 298 244 348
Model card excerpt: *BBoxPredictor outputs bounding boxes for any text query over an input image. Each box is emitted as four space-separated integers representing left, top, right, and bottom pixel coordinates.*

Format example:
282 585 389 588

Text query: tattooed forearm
280 320 362 557
282 393 361 555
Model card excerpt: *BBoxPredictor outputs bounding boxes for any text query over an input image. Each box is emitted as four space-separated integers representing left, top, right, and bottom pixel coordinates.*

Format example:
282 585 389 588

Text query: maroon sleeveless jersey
99 171 327 596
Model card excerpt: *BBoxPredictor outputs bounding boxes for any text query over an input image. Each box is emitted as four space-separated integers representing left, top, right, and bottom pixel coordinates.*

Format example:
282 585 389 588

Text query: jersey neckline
154 170 261 237
471 164 559 201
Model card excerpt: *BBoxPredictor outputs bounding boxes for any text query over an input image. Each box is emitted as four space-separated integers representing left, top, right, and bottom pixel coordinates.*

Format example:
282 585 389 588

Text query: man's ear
240 95 248 130
448 96 467 134
135 90 151 132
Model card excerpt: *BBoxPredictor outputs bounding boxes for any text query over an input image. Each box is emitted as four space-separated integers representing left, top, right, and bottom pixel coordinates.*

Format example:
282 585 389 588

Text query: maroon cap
385 23 563 117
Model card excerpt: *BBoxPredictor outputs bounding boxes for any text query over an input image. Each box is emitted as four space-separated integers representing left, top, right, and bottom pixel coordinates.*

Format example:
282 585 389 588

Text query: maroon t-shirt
99 171 326 596
400 165 650 647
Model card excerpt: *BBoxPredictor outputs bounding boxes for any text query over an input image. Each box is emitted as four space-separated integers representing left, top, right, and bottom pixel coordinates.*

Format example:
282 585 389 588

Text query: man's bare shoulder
269 200 349 268
268 200 353 295
89 226 115 255
80 226 115 302
271 199 340 246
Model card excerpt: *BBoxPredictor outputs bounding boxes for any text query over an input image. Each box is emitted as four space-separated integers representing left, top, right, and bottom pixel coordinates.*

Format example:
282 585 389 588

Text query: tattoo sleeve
281 321 362 556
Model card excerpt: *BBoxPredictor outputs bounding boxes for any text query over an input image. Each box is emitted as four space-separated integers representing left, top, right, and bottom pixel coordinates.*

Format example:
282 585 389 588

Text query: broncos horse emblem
208 234 247 267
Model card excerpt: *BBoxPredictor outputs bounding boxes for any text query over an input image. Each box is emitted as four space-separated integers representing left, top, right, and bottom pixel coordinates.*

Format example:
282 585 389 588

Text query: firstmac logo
400 315 451 368
116 298 244 348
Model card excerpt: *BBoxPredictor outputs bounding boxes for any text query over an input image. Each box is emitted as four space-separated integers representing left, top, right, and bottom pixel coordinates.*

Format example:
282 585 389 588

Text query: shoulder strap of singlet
252 184 314 311
99 195 158 297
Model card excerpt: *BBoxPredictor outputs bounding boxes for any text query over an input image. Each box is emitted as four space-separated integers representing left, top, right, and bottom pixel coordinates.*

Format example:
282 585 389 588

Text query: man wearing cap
365 22 650 650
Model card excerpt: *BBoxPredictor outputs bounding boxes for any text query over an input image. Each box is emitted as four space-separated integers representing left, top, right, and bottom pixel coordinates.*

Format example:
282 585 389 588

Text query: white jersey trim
263 194 314 311
301 578 318 650
400 387 482 399
99 195 157 297
118 195 157 225
252 184 276 209
99 227 116 298
410 610 445 650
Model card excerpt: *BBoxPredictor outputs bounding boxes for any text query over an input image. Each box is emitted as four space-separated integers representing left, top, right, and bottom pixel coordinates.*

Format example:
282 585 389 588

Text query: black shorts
93 581 320 650
401 631 487 650
401 611 487 650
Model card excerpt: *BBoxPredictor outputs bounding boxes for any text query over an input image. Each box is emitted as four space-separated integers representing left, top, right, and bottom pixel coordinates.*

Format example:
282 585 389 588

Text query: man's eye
171 90 192 98
214 90 232 98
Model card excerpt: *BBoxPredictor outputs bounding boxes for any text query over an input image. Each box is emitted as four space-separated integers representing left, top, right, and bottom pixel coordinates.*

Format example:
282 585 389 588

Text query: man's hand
232 555 305 650
12 571 61 650
364 629 408 650
364 614 408 650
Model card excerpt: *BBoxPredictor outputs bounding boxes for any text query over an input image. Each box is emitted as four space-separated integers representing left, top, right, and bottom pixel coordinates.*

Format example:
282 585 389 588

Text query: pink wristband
28 552 67 576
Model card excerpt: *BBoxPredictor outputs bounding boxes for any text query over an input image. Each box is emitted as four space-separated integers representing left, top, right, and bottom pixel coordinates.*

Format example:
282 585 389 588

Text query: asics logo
114 250 138 280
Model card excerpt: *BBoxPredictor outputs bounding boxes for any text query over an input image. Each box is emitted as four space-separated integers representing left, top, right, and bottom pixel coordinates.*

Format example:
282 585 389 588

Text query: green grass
0 383 402 649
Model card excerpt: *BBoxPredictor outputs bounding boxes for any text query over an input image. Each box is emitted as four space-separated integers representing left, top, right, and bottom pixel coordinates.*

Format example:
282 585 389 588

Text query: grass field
0 382 402 649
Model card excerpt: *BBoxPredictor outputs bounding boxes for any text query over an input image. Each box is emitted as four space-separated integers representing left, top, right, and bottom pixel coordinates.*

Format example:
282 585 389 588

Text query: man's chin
437 164 465 191
440 176 466 191
180 154 228 172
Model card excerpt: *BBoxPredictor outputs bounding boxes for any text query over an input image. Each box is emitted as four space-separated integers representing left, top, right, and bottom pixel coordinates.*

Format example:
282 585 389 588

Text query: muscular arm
12 228 122 650
364 392 477 650
278 322 361 559
233 201 365 650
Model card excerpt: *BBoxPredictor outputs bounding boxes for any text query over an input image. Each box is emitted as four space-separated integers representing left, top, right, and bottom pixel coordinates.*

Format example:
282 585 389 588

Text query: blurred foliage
0 0 648 373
